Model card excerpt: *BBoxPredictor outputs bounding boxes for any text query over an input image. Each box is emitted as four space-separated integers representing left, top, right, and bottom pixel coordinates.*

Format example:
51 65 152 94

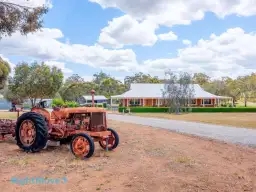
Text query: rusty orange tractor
0 90 119 159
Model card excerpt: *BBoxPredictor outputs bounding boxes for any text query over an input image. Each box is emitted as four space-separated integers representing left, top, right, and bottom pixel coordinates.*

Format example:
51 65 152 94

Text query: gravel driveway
108 114 256 147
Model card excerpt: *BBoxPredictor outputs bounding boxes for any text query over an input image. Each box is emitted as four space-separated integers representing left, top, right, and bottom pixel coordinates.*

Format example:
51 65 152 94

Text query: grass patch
175 156 193 164
7 156 37 166
145 148 167 157
0 111 24 120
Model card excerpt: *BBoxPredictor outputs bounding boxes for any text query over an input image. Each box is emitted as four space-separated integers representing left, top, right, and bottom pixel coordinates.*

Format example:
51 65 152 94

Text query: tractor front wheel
15 112 48 152
99 128 119 151
70 133 95 159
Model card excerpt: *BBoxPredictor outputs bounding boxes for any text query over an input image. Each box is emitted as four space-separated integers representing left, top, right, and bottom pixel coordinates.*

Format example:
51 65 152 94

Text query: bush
95 103 103 108
65 101 79 108
52 99 79 108
118 107 256 113
52 98 65 107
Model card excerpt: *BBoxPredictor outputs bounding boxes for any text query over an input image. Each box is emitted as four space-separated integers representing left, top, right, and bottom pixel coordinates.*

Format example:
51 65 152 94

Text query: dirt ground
132 113 256 129
0 120 255 192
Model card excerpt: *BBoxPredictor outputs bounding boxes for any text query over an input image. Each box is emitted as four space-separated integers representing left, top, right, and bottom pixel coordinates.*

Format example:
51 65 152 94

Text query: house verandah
111 83 233 108
112 97 232 107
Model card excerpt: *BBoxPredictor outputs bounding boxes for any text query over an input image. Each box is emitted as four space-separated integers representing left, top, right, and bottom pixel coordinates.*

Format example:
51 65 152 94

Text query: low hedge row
118 107 256 113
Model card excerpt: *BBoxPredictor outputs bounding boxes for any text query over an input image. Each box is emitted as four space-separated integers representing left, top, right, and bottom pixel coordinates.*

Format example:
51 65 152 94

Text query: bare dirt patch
133 113 256 129
0 120 255 192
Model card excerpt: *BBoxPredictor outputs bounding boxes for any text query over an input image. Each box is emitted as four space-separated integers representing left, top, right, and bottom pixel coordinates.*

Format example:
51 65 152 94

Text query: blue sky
1 0 256 81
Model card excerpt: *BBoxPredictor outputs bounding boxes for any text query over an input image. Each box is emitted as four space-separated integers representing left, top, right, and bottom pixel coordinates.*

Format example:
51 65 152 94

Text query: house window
191 99 197 105
202 99 212 105
129 99 140 106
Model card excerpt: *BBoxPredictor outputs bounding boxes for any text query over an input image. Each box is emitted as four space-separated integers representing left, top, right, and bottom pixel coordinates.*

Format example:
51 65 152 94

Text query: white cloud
158 31 178 41
2 25 256 80
98 15 158 48
0 28 139 72
142 27 256 79
82 75 124 83
44 61 73 74
91 0 256 47
2 0 52 8
89 0 256 26
182 39 192 45
81 75 94 82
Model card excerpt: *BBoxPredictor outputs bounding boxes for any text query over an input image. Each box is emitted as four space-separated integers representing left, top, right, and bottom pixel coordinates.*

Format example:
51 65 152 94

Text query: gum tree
0 0 48 38
163 70 195 114
7 62 63 106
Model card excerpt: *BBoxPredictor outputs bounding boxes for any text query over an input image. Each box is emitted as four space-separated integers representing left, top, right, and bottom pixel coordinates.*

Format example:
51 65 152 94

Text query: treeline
0 60 255 107
59 72 163 102
193 73 256 106
0 61 164 105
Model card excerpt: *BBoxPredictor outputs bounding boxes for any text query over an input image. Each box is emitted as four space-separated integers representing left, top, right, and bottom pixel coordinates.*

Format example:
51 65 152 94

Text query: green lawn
236 101 256 107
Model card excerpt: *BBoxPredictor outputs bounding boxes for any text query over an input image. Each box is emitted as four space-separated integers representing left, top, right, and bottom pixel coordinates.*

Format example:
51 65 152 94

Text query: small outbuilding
78 95 108 105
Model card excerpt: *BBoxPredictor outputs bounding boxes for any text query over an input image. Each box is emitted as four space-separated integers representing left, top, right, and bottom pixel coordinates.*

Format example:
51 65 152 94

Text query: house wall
144 99 151 106
197 98 215 107
121 98 217 107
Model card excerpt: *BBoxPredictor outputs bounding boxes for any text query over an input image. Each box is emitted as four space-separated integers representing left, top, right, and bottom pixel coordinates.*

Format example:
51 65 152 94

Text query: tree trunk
244 93 247 107
33 98 37 107
30 99 33 107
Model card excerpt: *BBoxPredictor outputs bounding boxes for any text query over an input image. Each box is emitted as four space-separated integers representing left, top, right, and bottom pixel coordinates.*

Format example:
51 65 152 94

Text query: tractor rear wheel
70 133 95 159
99 128 119 151
15 112 48 152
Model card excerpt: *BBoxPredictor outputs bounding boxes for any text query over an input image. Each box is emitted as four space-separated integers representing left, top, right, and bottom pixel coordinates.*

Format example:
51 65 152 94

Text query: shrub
65 101 79 108
52 99 79 108
95 103 103 108
52 98 65 107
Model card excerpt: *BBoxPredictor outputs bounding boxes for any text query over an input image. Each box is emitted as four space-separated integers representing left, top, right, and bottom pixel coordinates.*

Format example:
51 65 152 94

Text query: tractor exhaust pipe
91 89 95 107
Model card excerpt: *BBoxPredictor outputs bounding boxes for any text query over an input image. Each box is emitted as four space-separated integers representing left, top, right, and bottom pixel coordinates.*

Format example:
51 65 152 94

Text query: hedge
118 107 256 113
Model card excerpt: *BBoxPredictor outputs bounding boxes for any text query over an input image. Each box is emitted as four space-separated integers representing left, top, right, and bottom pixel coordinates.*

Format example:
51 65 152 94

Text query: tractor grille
90 112 106 132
